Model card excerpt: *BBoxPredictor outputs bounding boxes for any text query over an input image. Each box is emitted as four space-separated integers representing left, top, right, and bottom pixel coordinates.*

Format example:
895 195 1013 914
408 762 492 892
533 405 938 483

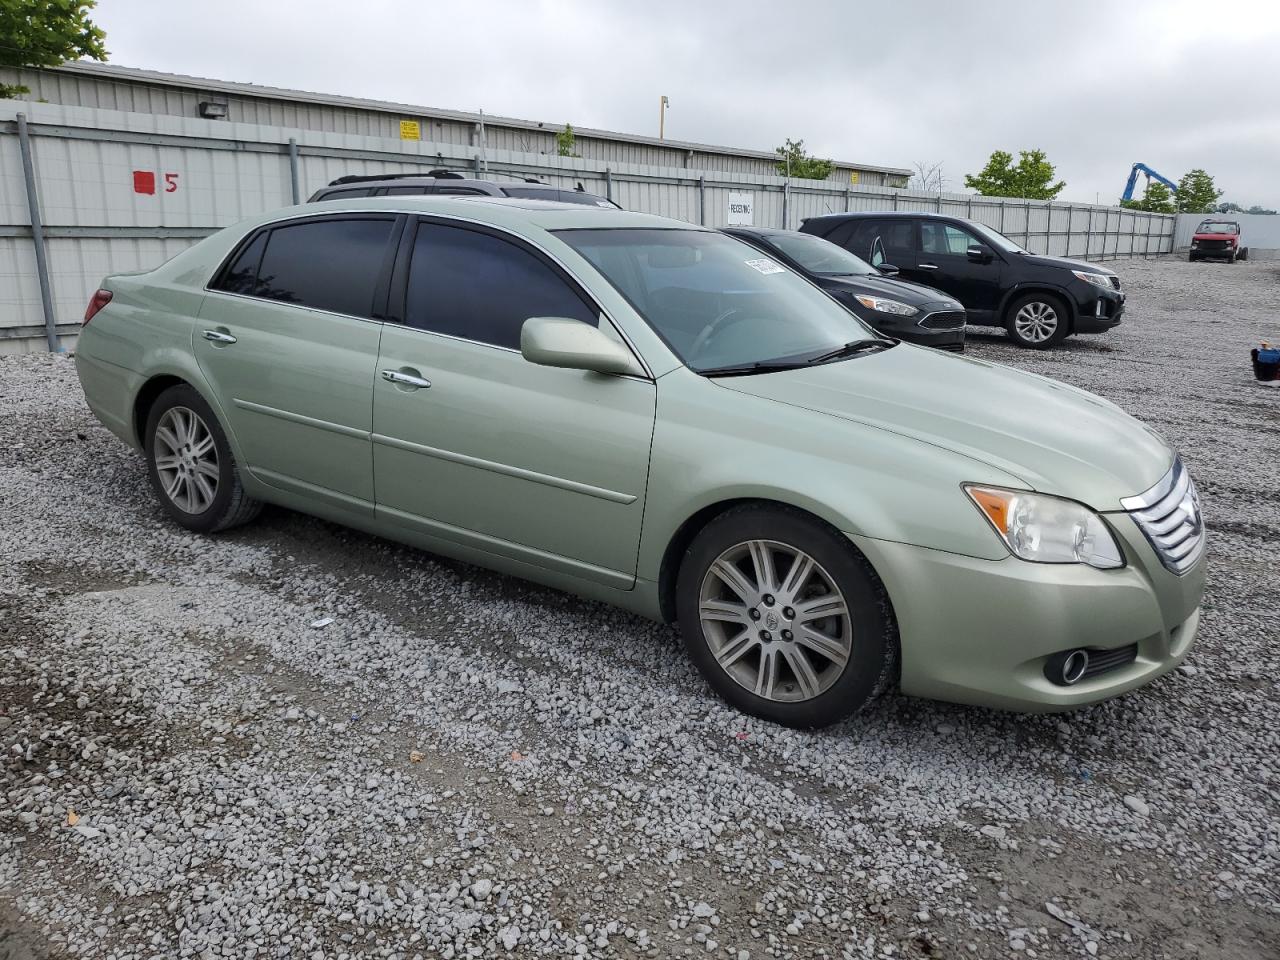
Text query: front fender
637 371 1020 582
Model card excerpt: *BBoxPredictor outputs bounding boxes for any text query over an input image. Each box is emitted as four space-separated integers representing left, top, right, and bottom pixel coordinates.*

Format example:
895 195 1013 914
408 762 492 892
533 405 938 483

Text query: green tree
774 139 833 181
0 1 108 99
1175 169 1222 214
1121 180 1176 214
963 149 1065 200
555 123 578 158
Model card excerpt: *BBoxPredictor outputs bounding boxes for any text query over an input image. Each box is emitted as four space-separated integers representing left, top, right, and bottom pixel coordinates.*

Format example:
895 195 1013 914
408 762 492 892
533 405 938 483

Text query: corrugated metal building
0 61 912 188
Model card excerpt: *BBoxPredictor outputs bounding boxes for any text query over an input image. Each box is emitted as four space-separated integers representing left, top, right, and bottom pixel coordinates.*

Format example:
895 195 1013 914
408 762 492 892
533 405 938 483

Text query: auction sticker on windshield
745 258 785 275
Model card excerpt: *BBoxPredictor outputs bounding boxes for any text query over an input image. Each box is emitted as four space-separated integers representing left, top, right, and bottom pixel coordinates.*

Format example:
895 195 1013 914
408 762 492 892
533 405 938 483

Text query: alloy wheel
698 540 853 702
153 406 219 514
1013 301 1059 343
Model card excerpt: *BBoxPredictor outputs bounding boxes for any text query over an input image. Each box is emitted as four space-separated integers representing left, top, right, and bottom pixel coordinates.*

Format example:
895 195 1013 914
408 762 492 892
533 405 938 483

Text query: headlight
853 294 918 316
1072 270 1115 290
964 486 1124 569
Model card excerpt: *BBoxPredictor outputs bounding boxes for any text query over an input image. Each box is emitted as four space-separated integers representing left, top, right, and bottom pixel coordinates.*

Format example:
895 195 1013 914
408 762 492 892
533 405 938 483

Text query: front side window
404 223 597 349
253 217 396 317
921 221 979 256
557 228 879 373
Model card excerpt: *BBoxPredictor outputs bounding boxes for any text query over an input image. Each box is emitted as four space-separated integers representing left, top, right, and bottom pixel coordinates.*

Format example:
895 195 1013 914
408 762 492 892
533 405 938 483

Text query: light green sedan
75 198 1206 728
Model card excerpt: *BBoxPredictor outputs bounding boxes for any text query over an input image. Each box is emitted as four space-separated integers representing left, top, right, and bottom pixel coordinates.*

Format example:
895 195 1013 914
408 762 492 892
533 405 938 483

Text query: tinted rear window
214 232 267 295
501 186 563 200
254 218 396 317
317 187 374 200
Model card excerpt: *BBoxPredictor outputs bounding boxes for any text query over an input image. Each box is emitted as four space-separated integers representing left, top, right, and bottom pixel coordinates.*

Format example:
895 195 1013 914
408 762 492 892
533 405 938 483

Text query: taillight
84 289 112 324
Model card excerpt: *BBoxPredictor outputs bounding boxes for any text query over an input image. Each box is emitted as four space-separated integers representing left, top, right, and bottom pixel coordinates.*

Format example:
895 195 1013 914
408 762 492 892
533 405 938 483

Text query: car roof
319 178 574 193
254 195 692 232
804 211 938 222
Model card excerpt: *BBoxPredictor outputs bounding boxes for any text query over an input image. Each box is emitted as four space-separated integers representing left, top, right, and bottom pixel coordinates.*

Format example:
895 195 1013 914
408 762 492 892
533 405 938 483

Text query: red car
1189 219 1249 262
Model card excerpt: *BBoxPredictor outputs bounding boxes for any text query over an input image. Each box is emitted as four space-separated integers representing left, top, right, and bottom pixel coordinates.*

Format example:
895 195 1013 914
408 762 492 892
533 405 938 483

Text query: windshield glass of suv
557 228 877 372
763 232 876 277
1198 221 1238 234
964 221 1028 254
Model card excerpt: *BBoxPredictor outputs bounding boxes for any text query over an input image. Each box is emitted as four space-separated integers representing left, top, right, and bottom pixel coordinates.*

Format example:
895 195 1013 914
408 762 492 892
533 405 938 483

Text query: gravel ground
2 256 1278 960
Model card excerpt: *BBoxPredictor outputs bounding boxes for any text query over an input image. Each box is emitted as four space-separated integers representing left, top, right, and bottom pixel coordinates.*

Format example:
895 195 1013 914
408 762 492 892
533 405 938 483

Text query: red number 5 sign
132 171 180 195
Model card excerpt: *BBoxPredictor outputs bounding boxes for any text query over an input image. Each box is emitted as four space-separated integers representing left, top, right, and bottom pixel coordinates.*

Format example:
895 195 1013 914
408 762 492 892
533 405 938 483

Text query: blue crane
1122 163 1179 202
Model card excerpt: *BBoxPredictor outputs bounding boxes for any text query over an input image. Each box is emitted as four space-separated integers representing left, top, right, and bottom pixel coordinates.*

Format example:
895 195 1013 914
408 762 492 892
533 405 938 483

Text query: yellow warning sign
400 120 421 141
849 171 860 184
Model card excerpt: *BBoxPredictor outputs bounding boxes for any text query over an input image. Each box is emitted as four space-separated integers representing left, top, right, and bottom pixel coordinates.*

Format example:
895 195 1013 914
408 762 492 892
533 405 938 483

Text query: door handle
918 263 939 270
381 369 432 389
202 329 237 344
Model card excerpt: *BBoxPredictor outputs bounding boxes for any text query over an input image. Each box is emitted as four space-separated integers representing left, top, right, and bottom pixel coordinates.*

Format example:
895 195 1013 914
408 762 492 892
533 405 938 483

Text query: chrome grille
1120 458 1205 575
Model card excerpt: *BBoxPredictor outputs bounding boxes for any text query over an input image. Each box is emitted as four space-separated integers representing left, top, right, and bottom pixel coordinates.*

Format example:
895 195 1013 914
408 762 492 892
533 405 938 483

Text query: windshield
760 232 877 277
965 220 1028 254
556 228 878 372
1197 221 1238 234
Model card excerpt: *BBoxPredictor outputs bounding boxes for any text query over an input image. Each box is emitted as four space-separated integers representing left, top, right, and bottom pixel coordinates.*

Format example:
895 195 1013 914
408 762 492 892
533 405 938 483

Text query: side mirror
967 244 994 264
520 317 645 377
875 262 900 276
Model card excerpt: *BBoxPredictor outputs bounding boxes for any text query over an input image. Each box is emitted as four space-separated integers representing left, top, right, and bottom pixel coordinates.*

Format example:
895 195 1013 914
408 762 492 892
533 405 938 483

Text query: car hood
1193 232 1237 241
822 273 957 307
1017 253 1117 276
715 345 1172 509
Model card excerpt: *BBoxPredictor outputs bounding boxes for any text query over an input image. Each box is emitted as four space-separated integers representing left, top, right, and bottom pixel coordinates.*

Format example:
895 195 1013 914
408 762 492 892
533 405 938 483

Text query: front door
195 214 401 513
916 220 1004 320
372 219 656 587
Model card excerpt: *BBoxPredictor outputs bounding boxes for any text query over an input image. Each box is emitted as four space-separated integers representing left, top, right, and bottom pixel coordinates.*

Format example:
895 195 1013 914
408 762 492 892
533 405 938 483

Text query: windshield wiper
698 358 813 378
806 338 896 364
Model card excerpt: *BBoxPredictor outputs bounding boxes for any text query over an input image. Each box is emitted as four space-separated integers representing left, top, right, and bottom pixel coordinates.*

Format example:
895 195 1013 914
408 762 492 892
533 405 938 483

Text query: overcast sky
96 0 1280 208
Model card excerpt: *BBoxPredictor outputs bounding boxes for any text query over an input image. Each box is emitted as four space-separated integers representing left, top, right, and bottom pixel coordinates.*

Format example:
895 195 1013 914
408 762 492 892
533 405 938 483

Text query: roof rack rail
327 169 466 186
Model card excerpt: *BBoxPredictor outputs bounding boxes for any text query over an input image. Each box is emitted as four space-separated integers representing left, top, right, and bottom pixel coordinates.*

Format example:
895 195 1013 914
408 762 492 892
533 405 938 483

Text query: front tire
1238 247 1249 262
1005 292 1069 349
676 504 896 729
144 384 261 533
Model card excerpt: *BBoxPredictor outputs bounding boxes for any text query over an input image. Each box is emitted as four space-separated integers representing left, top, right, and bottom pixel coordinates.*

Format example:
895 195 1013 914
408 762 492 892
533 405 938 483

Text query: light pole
659 95 670 139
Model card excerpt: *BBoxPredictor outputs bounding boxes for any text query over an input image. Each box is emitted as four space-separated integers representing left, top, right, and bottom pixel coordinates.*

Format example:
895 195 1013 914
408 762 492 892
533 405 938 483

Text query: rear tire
1238 247 1249 262
1005 292 1069 349
143 384 261 533
676 504 897 729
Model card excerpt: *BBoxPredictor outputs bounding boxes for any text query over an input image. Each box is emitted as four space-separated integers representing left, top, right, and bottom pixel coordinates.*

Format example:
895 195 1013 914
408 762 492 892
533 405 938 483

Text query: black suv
800 212 1124 348
308 170 620 208
723 227 966 351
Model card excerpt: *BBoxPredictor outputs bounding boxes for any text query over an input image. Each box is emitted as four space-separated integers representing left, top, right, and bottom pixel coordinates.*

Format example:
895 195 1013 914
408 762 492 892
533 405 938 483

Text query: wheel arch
656 496 893 624
999 283 1077 332
131 366 241 462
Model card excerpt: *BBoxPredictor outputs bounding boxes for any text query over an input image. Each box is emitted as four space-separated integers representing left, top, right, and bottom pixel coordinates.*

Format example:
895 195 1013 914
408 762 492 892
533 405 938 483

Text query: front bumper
1190 242 1237 259
1073 285 1125 334
851 515 1205 712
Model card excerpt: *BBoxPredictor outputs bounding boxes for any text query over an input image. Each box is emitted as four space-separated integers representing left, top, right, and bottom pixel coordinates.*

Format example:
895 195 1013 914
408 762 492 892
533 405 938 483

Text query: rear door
833 219 919 275
372 218 656 587
195 214 401 513
916 220 1003 318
